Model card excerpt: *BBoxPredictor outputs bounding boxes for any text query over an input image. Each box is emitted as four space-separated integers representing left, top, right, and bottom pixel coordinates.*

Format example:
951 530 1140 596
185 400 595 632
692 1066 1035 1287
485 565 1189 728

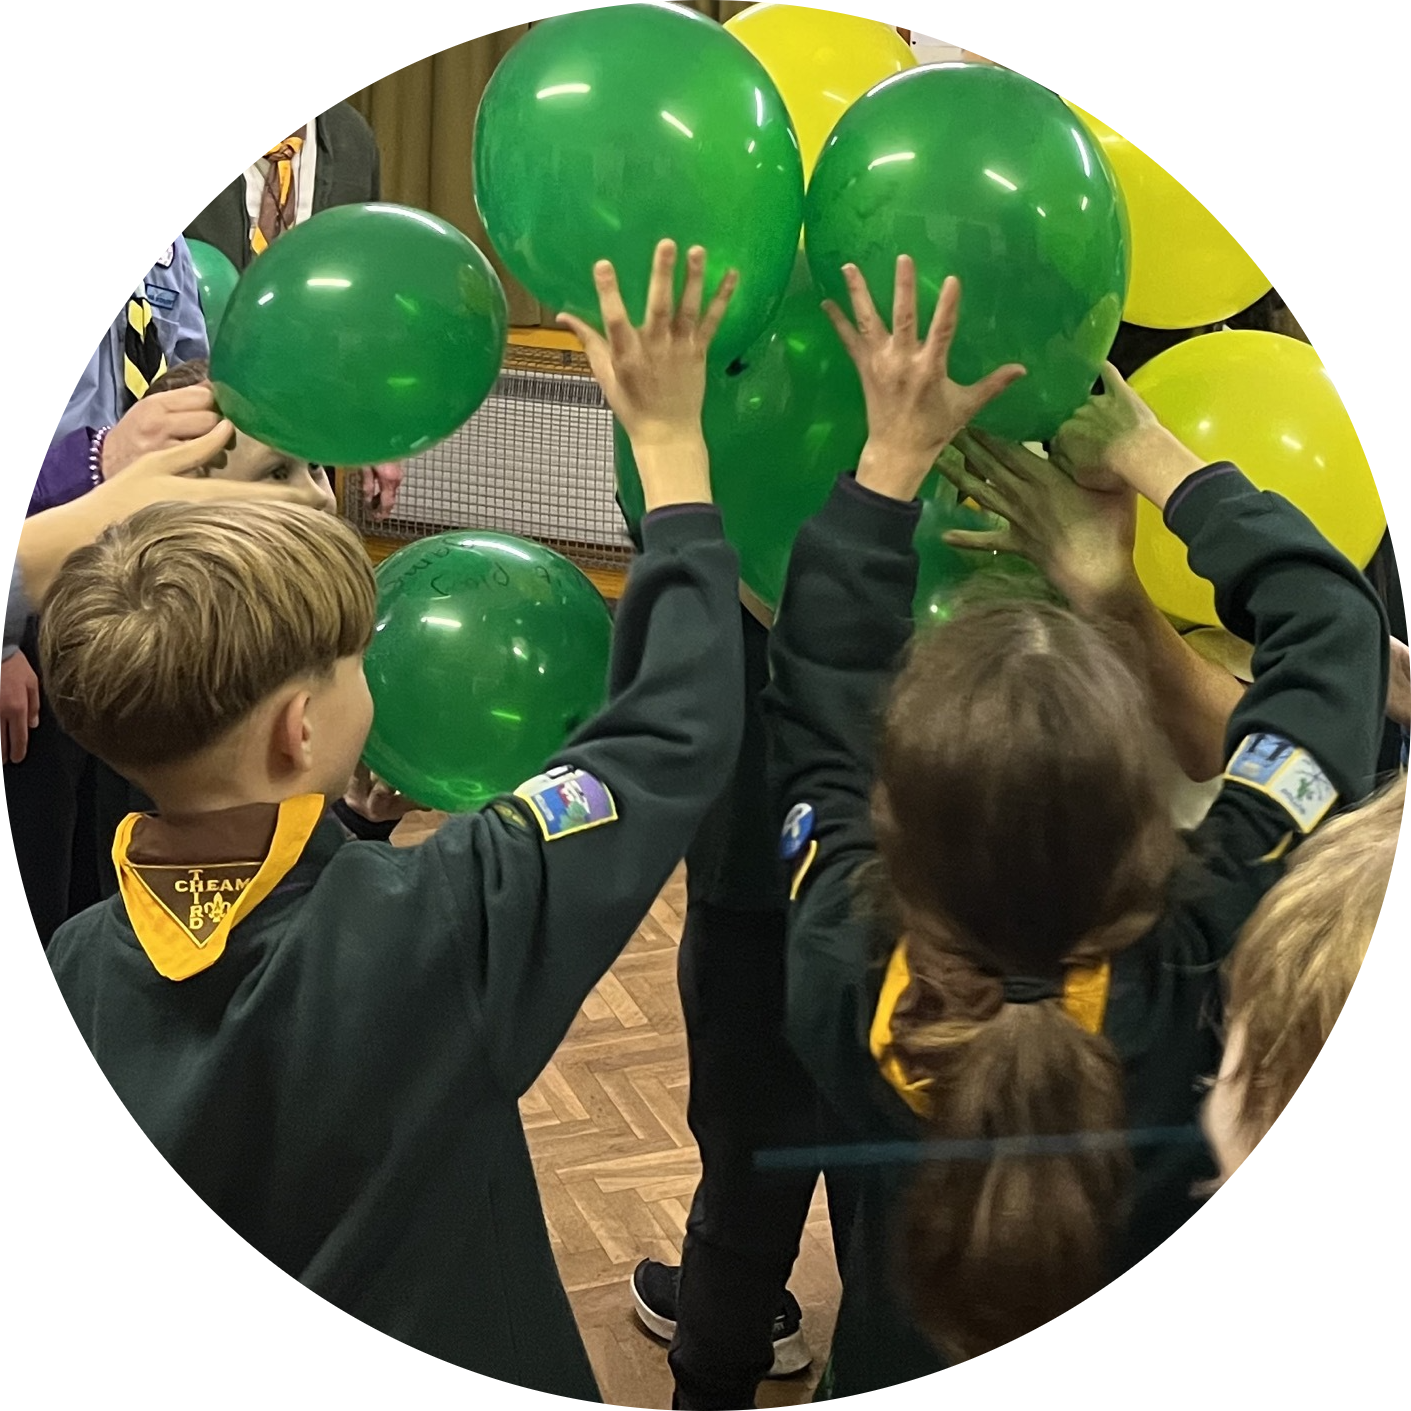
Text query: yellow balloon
725 4 916 180
1130 331 1385 627
1068 103 1271 329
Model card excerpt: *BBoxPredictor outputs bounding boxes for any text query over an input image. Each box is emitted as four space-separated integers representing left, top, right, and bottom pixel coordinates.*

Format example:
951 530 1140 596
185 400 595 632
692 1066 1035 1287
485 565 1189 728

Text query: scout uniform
761 466 1389 1396
47 505 744 1399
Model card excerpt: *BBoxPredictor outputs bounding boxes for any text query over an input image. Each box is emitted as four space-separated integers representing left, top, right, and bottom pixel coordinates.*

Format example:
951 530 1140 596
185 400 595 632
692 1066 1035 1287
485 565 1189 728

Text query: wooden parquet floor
519 868 841 1409
391 816 841 1409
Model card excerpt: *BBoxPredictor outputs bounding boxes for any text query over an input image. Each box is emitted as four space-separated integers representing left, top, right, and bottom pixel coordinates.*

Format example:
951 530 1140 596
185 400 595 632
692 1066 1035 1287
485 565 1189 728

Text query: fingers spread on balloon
842 264 884 341
965 362 1028 417
698 268 739 346
676 245 707 331
555 311 602 353
891 255 918 344
939 449 1009 520
925 275 962 363
593 259 634 354
644 239 679 333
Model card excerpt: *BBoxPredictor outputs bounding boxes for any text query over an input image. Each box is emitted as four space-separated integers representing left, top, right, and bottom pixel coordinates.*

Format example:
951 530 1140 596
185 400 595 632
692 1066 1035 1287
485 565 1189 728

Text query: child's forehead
230 427 310 468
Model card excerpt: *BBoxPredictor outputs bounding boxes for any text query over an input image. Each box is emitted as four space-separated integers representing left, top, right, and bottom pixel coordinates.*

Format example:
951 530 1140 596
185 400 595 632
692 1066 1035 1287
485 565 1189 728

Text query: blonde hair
1224 773 1405 1145
874 597 1181 1362
39 501 376 772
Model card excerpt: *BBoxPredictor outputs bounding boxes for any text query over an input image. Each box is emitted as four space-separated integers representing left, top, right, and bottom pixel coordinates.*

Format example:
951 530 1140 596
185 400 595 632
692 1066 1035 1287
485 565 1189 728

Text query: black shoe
630 1259 812 1377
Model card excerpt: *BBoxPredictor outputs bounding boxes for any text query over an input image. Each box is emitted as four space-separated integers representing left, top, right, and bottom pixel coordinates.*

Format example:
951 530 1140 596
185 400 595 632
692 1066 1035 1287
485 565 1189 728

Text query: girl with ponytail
763 258 1390 1391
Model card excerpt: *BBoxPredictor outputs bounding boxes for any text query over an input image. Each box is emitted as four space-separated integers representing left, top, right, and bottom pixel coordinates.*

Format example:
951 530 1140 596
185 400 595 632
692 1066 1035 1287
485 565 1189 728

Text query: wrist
633 436 712 511
856 439 935 502
1107 430 1203 509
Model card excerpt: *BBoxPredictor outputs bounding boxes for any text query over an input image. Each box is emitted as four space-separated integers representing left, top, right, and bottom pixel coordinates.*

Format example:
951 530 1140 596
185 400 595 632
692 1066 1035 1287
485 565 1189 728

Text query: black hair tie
1001 976 1062 1005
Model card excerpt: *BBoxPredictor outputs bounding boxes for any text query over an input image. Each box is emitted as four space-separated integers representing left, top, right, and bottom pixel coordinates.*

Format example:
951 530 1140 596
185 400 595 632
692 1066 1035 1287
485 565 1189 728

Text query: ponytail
893 995 1129 1362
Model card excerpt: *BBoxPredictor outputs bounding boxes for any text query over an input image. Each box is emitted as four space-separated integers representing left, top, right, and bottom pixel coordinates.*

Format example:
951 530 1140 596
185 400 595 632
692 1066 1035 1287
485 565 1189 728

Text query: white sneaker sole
630 1281 813 1378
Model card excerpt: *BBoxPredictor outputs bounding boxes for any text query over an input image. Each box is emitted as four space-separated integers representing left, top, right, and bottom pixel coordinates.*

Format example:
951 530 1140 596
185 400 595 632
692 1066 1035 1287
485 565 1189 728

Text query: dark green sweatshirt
48 505 744 1399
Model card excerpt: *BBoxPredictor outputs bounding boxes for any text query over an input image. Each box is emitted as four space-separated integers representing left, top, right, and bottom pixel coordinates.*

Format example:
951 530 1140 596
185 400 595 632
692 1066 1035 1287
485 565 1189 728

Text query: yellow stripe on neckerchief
251 129 306 256
122 292 167 408
869 940 1111 1119
113 794 326 981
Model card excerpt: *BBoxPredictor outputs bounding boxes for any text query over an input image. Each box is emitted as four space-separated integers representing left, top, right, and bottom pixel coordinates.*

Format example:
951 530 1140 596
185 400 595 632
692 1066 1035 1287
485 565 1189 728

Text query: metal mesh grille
343 343 633 570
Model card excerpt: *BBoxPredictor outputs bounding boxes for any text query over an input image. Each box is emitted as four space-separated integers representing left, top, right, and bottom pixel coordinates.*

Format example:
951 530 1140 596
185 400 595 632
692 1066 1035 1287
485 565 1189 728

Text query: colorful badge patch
1224 732 1337 833
514 766 618 841
780 802 815 861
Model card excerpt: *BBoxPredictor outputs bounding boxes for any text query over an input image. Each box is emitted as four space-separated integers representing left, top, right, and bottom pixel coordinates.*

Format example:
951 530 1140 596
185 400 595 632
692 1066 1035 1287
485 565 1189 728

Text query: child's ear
273 691 316 775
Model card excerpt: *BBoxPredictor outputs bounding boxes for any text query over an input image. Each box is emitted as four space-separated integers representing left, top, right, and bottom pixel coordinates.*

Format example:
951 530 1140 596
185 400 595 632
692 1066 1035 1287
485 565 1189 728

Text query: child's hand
363 463 405 521
1049 362 1203 507
101 384 225 480
942 429 1140 617
823 256 1025 503
559 240 737 511
1 649 40 766
343 763 424 823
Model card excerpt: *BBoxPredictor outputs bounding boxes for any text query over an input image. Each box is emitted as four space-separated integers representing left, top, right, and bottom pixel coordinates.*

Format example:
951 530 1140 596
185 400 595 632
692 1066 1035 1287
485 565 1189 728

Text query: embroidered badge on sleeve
514 766 618 841
1224 732 1338 833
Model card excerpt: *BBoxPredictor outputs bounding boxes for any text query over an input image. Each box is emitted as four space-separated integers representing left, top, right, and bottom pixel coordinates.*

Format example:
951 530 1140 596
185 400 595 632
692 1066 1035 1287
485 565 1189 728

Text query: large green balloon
474 3 804 365
210 203 508 466
362 531 613 813
805 63 1129 443
186 238 239 339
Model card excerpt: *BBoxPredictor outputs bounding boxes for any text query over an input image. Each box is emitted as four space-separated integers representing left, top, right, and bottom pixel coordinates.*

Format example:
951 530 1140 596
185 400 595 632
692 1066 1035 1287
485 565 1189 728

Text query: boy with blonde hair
43 242 745 1397
1203 773 1406 1180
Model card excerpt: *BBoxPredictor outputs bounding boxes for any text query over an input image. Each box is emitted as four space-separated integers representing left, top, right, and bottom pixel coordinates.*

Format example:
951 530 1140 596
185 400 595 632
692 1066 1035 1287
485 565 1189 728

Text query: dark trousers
668 610 856 1411
3 622 142 947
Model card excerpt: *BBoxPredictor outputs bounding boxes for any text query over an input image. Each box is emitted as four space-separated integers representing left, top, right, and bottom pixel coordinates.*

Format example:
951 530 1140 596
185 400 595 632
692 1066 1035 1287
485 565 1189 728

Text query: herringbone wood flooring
392 817 840 1408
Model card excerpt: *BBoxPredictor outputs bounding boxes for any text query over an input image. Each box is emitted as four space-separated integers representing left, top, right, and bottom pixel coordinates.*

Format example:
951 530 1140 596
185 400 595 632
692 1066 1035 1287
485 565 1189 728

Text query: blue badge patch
780 802 815 861
514 767 618 841
1224 733 1337 834
144 282 178 311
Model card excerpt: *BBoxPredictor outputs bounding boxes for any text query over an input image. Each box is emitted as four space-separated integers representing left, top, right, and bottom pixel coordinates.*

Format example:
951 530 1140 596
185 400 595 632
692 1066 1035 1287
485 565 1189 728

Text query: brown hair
1223 773 1404 1145
874 597 1182 1362
38 501 376 772
144 358 210 397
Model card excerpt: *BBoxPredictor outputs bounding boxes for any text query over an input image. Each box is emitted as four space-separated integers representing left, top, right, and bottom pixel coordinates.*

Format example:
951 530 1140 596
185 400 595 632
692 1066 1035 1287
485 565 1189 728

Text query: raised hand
101 384 225 479
941 429 1140 617
559 241 736 511
1049 361 1201 506
822 255 1025 502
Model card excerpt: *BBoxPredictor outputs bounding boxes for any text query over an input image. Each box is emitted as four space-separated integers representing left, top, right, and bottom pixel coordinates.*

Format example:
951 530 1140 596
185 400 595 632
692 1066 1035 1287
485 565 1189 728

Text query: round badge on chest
780 802 815 861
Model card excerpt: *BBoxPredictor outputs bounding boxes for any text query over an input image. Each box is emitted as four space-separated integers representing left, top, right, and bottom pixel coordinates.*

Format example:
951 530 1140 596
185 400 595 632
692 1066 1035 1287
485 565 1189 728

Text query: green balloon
474 3 804 365
362 531 613 813
805 63 1129 443
186 238 239 338
210 203 508 465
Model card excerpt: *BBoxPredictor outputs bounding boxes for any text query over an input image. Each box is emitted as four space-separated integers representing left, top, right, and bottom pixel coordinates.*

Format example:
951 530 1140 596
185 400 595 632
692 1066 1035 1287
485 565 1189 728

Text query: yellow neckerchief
113 794 326 982
869 939 1111 1119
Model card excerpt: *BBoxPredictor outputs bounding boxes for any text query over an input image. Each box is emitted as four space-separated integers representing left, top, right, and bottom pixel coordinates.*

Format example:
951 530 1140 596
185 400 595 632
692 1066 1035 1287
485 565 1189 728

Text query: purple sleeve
30 427 96 517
